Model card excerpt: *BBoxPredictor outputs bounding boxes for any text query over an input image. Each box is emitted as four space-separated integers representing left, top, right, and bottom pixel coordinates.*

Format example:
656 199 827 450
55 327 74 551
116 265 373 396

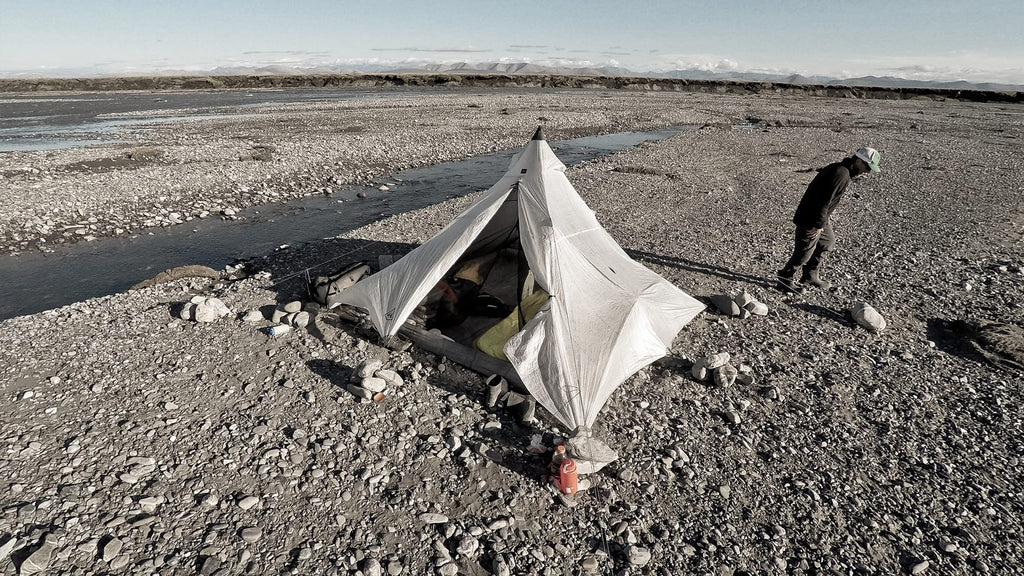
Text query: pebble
19 534 56 575
419 513 449 524
581 555 600 571
626 545 652 567
240 527 262 543
911 560 930 574
237 495 260 510
456 535 480 557
102 537 124 561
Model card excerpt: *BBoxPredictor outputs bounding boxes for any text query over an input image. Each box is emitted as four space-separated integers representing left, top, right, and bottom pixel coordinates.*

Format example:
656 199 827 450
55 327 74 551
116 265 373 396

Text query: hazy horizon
2 0 1022 85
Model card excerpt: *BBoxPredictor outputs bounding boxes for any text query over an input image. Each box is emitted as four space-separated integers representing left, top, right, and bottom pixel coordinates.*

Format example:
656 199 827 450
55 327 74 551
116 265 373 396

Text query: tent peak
531 126 545 141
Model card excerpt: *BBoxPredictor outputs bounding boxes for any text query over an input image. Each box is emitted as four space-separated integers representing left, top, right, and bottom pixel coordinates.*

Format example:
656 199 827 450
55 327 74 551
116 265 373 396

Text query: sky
2 0 1023 84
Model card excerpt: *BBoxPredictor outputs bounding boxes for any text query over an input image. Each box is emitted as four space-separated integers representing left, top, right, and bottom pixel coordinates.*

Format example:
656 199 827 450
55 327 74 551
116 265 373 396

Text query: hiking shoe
485 375 508 408
800 270 832 290
776 273 805 294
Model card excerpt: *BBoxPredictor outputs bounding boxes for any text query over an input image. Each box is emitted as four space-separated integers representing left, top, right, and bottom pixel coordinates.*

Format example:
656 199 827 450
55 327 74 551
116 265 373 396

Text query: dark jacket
792 157 855 228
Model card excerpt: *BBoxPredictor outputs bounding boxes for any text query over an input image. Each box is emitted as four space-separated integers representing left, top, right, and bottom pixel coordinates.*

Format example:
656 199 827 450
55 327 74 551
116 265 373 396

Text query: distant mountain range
5 61 1023 93
194 61 1024 93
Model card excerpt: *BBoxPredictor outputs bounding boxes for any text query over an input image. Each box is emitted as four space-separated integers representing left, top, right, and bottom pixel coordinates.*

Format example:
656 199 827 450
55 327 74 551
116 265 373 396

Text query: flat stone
240 527 262 543
361 377 387 393
102 536 124 561
237 495 260 510
626 545 651 567
703 352 731 369
419 513 449 524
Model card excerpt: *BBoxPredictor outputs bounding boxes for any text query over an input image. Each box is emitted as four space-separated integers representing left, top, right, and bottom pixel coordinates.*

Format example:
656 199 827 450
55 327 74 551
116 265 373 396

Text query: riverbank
0 89 1022 575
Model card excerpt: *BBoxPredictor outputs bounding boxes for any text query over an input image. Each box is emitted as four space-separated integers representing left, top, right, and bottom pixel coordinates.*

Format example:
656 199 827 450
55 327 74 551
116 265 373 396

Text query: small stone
733 290 755 308
297 547 312 560
723 410 742 425
102 537 124 562
19 534 56 575
744 300 769 316
703 352 731 369
714 364 739 387
375 369 404 387
242 309 264 323
200 555 222 575
283 300 303 313
691 358 709 381
0 536 16 560
361 377 387 393
626 545 651 567
362 558 382 576
418 513 449 524
581 556 600 572
456 535 479 557
237 495 259 510
240 527 262 543
357 359 385 379
850 301 886 332
911 560 929 574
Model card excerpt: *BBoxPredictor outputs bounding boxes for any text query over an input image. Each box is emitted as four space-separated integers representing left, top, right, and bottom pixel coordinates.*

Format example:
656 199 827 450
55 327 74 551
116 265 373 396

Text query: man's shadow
626 248 774 291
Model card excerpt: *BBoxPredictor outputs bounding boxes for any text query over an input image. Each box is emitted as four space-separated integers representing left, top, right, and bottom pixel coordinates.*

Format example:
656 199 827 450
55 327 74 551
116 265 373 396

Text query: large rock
850 301 886 332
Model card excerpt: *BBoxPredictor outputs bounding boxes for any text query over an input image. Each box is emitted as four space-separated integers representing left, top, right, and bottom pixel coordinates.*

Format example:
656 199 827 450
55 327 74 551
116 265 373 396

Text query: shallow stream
0 129 679 319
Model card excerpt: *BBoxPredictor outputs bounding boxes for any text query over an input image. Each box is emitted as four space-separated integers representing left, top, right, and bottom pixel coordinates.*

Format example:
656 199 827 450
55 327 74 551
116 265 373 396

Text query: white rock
744 300 769 316
626 545 651 567
850 301 886 332
691 358 709 381
242 309 263 323
418 513 449 524
733 289 755 308
375 369 404 387
703 352 731 369
361 377 387 393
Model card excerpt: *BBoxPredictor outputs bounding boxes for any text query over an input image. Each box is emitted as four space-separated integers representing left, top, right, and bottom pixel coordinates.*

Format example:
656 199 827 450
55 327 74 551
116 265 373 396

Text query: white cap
855 147 882 172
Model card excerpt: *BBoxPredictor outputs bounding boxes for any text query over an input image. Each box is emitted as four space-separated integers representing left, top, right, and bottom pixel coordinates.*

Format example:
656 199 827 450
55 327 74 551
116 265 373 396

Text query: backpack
309 261 371 307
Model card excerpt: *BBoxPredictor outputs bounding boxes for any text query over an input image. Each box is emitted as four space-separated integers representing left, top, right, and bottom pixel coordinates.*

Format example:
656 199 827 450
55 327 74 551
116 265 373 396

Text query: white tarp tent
335 128 704 431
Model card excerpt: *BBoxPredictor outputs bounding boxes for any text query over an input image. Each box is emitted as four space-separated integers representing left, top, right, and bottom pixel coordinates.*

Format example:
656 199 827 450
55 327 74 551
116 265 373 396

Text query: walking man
777 147 882 293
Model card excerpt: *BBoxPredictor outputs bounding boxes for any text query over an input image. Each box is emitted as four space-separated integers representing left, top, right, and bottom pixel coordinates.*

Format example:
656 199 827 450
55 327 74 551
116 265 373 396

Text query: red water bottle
558 458 578 494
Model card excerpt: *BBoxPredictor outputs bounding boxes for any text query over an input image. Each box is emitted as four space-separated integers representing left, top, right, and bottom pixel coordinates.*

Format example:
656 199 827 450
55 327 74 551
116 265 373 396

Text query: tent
334 127 705 433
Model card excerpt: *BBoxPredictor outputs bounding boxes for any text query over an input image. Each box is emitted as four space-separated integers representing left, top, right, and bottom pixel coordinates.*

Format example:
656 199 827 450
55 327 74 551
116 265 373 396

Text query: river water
0 88 679 319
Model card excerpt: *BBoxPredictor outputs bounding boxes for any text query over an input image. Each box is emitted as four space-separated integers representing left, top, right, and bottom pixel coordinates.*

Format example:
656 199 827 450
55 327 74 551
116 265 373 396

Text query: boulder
850 301 886 332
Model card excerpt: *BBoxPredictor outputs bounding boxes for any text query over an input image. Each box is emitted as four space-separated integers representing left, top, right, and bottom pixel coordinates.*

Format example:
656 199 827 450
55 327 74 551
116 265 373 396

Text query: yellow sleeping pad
474 291 549 361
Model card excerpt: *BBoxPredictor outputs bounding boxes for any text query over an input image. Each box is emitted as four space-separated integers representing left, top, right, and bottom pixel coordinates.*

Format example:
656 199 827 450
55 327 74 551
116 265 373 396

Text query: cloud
371 46 490 54
835 51 1024 84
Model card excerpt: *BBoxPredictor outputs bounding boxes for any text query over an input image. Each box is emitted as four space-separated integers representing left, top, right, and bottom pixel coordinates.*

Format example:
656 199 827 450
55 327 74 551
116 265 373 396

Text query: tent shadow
301 308 551 486
626 248 774 291
404 352 554 485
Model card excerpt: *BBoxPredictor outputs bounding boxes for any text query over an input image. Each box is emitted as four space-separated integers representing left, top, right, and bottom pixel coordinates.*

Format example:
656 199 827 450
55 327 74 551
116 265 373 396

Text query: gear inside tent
332 127 705 461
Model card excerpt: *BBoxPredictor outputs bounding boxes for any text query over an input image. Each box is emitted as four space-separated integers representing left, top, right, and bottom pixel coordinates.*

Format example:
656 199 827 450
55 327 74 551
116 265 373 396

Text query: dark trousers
780 220 835 277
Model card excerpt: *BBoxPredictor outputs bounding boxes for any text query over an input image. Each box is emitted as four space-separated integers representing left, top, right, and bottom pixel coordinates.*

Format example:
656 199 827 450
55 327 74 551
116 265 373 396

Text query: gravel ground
1 89 1023 576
